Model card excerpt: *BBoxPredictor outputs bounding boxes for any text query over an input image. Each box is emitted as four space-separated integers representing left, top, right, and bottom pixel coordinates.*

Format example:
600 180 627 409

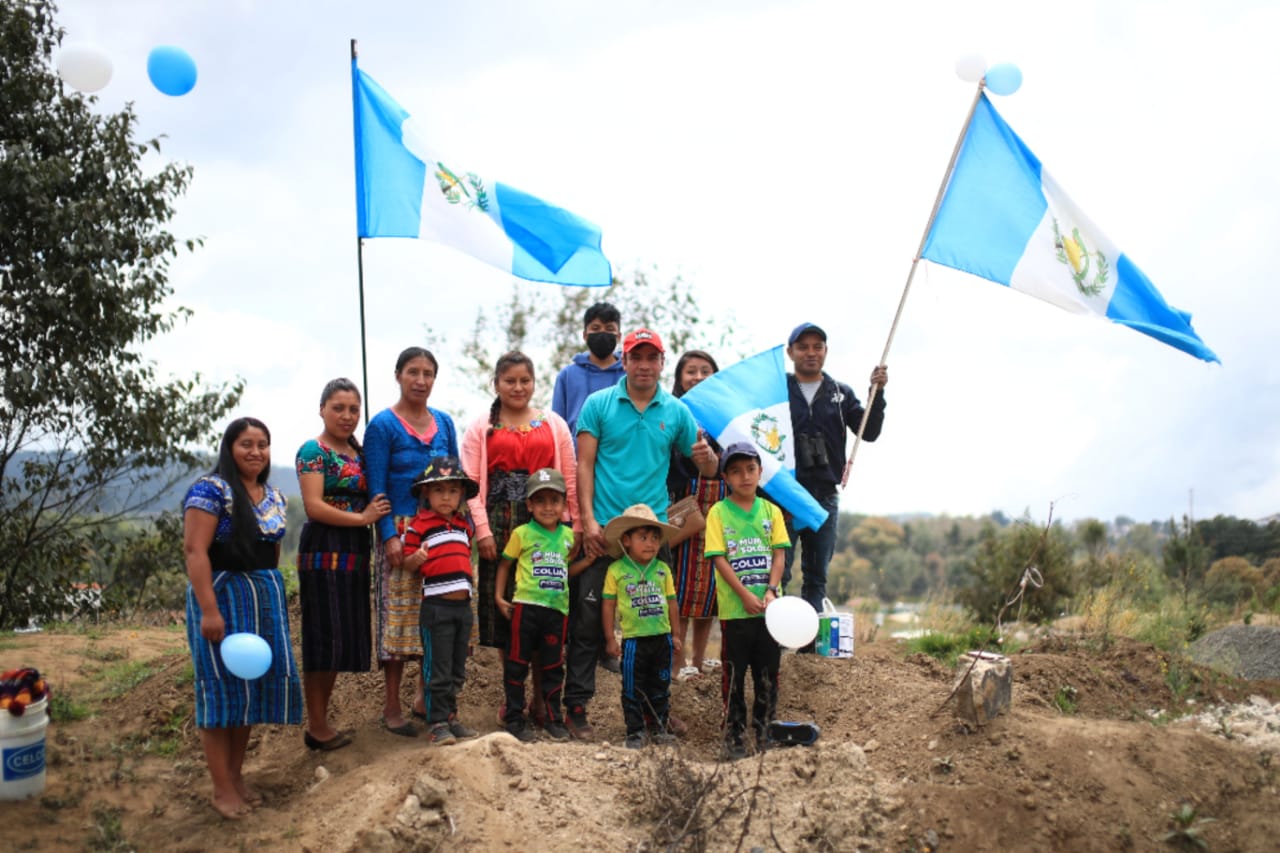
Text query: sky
50 0 1280 525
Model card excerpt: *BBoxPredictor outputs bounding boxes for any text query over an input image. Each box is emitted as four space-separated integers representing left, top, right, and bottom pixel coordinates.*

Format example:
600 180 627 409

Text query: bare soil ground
4 619 1279 852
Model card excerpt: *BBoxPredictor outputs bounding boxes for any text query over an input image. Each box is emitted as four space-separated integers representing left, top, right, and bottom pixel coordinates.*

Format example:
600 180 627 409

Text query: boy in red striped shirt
403 456 479 744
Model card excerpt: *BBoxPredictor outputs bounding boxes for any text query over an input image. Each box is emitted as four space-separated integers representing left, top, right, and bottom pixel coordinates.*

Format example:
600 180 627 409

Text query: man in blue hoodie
552 302 624 438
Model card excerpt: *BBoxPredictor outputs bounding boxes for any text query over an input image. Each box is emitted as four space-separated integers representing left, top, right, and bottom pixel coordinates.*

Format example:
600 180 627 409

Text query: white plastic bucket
815 598 854 659
0 696 48 800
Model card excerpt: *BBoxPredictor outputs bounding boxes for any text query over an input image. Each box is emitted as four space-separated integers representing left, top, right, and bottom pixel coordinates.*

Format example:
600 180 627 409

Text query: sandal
677 665 701 681
304 730 353 751
381 718 419 738
701 658 722 672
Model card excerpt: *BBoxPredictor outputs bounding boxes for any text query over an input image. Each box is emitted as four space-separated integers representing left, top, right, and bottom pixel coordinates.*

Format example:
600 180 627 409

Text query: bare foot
234 778 263 806
210 793 251 820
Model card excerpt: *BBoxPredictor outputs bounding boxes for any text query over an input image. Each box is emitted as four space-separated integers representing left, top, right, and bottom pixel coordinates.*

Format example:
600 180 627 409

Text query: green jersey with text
502 521 574 615
603 554 676 638
704 497 790 620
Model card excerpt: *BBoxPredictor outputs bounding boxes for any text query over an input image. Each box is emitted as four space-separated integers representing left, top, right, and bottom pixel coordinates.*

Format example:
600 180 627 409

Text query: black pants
419 597 472 724
620 634 673 736
564 555 609 710
503 603 567 725
720 617 780 741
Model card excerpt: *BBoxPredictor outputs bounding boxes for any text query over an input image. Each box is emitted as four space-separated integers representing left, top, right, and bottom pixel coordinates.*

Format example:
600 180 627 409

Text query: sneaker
600 656 621 674
624 732 647 750
650 732 678 746
564 706 595 742
425 722 457 746
448 718 478 740
542 720 571 742
506 720 537 744
723 736 747 761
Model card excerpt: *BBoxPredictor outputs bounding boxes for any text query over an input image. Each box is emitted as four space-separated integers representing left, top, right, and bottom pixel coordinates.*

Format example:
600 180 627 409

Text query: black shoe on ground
543 720 571 742
565 706 595 741
448 718 478 740
506 720 537 743
723 737 747 761
624 732 647 750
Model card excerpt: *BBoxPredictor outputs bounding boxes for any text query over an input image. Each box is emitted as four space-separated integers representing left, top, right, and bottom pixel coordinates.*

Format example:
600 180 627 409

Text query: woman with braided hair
461 351 577 725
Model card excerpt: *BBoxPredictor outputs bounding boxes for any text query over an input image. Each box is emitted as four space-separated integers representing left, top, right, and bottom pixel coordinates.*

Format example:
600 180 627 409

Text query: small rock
314 766 330 782
417 808 443 828
1023 796 1037 810
355 829 398 853
927 739 938 751
594 752 608 761
396 794 421 827
924 829 940 848
863 738 879 752
517 778 530 791
413 772 448 808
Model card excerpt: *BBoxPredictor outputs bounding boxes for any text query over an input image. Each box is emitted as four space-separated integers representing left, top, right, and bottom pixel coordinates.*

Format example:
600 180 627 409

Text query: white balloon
955 54 987 83
56 45 113 94
765 595 819 649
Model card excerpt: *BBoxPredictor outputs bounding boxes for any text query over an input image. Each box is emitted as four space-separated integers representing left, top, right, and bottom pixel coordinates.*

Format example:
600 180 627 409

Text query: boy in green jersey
704 442 790 759
494 468 582 743
601 504 683 749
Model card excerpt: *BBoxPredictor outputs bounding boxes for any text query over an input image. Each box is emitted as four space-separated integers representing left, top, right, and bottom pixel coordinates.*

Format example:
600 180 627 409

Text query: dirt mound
8 623 1280 851
1190 625 1280 680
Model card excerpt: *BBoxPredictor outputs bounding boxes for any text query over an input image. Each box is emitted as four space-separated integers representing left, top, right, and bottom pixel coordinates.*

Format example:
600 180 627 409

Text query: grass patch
85 644 129 663
87 802 130 852
1053 684 1079 715
48 691 92 723
905 625 1001 667
99 660 155 698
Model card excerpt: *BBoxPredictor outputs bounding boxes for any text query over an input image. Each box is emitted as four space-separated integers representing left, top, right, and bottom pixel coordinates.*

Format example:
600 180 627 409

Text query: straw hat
603 504 681 558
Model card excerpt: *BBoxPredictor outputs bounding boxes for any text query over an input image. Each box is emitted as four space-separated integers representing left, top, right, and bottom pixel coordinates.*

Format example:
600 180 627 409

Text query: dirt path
4 626 1279 851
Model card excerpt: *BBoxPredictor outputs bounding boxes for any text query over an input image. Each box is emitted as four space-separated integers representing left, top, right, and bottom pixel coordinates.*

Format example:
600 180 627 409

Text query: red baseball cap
622 328 665 354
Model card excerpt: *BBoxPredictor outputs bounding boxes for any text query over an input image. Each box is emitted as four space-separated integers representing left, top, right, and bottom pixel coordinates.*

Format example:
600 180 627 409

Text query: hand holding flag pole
840 75 994 488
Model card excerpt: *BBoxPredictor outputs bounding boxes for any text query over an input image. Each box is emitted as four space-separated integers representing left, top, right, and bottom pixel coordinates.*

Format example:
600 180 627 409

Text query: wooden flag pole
351 38 372 426
841 81 988 487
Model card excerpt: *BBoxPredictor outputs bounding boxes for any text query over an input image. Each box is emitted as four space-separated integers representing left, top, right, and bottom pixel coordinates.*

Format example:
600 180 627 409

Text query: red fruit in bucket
9 698 26 717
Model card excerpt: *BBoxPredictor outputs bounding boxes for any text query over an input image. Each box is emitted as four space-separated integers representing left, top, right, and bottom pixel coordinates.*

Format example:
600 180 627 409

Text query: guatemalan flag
681 347 828 531
351 63 612 287
921 94 1218 363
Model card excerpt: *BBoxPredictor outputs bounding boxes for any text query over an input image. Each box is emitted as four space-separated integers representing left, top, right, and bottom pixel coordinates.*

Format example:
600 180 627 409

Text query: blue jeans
782 492 840 614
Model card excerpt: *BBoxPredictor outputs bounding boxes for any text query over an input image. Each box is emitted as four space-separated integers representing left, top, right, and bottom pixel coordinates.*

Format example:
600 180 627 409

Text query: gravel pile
1188 625 1280 680
1174 695 1280 755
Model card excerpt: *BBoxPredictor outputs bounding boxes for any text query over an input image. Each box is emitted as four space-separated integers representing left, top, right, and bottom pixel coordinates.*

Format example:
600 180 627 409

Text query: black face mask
586 332 617 359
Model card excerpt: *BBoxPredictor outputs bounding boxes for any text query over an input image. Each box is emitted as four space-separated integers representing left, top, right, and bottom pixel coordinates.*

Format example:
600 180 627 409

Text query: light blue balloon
147 45 198 96
985 63 1023 96
220 632 272 680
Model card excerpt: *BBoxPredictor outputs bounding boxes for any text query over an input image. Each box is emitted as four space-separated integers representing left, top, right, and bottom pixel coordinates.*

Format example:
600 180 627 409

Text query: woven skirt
186 569 302 728
375 516 423 662
672 477 727 619
297 521 372 672
477 477 532 648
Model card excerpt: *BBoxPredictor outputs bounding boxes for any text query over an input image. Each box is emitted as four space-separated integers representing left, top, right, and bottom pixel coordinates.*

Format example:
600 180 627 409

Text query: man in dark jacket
784 322 888 626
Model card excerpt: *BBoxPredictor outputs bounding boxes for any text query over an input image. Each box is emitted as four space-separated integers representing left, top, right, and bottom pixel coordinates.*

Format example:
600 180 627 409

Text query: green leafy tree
458 267 741 404
1203 556 1264 609
956 517 1073 623
1163 515 1209 606
0 0 239 627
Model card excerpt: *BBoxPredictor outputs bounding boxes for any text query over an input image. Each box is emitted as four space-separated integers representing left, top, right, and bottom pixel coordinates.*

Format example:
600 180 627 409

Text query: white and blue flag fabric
351 64 612 287
921 94 1218 363
680 347 828 532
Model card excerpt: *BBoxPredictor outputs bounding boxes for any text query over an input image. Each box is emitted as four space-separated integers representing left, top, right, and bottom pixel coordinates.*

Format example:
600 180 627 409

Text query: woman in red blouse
461 351 578 725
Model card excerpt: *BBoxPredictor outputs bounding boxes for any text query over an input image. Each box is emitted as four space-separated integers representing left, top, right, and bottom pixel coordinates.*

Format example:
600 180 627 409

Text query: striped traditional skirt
297 521 372 672
375 516 423 662
672 477 727 619
477 472 532 649
185 569 302 728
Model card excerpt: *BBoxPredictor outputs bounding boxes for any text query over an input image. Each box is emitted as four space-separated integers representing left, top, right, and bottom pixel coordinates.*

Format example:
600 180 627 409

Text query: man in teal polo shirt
565 328 717 740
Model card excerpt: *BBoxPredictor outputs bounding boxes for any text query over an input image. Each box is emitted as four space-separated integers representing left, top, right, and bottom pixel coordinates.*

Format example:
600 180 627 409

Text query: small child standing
403 456 480 745
601 504 683 749
704 442 791 760
494 468 580 743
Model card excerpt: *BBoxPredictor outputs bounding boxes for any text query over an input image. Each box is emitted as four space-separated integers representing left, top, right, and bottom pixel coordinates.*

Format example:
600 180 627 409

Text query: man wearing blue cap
784 322 888 642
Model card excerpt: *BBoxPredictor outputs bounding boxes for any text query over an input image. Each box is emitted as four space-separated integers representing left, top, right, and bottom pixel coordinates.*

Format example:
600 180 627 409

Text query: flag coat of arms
351 64 612 287
680 347 828 531
921 93 1218 363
